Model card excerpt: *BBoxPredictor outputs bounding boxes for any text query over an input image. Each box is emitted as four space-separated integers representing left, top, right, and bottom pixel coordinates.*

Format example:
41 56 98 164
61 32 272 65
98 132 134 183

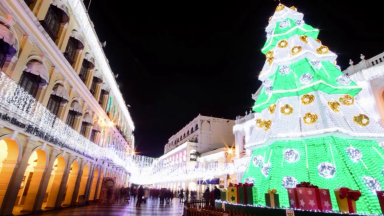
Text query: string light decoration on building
240 4 384 214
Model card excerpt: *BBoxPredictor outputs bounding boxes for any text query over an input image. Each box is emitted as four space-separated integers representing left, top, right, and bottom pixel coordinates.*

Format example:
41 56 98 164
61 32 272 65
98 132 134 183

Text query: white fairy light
282 176 298 188
317 162 336 179
336 74 351 85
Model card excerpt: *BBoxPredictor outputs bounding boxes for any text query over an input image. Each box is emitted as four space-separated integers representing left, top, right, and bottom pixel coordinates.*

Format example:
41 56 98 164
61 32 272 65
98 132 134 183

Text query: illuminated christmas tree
240 4 384 214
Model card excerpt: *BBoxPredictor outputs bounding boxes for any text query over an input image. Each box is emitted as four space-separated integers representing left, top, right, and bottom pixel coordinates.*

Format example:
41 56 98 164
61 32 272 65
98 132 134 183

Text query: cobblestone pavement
40 198 184 216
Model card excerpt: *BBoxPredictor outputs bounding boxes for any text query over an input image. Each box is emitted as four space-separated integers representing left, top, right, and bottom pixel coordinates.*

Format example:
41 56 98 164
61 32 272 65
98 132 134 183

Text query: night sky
83 0 384 157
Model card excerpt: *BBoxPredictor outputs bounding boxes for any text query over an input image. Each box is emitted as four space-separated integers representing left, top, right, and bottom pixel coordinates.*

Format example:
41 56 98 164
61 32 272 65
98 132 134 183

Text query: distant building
153 115 235 196
164 115 235 154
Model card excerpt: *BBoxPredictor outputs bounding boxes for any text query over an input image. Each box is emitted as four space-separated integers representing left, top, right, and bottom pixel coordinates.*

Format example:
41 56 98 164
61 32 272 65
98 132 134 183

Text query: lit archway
188 182 197 191
62 161 79 207
96 170 104 200
13 149 47 214
76 164 89 203
0 138 20 209
88 168 99 201
43 156 66 209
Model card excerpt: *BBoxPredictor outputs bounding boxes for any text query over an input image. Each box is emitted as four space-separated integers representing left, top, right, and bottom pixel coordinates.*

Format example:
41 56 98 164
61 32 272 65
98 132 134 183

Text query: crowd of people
112 185 222 208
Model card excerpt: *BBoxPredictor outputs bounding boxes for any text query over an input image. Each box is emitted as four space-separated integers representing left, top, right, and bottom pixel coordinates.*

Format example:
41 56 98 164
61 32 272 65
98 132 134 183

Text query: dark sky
83 0 384 157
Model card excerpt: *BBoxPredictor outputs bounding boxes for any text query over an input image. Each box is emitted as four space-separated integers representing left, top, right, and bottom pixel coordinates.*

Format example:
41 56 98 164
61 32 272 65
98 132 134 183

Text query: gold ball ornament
269 16 272 22
263 120 272 131
303 113 318 125
339 95 354 106
301 94 315 105
291 46 302 55
278 40 289 48
267 57 274 66
269 104 276 114
353 114 369 127
316 39 322 44
290 6 297 11
276 4 285 12
299 35 308 44
280 104 294 115
256 119 272 131
256 119 264 128
266 51 274 58
327 101 341 113
316 45 329 54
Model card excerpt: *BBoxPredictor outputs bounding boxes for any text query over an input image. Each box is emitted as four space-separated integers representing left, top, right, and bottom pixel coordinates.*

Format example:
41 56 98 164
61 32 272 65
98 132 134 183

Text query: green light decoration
107 95 113 112
231 188 235 192
253 59 361 112
242 137 384 214
242 4 384 214
262 18 319 54
231 196 236 201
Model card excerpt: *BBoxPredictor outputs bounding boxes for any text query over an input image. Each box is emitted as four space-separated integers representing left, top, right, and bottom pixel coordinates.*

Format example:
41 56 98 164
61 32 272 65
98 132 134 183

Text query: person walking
214 186 221 200
133 187 137 201
136 185 144 207
203 187 210 207
185 188 189 201
179 188 184 203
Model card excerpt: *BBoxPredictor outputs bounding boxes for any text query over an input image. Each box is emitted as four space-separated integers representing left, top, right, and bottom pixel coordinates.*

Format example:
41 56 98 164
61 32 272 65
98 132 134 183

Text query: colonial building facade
0 0 134 215
342 52 384 126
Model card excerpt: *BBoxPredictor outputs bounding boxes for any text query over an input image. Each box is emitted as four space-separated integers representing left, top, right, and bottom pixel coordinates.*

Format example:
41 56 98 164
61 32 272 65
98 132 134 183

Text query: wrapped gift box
318 189 332 212
335 187 361 213
238 183 255 205
228 183 239 203
247 184 256 205
221 189 227 201
287 188 299 209
376 191 384 214
288 182 332 212
265 189 280 208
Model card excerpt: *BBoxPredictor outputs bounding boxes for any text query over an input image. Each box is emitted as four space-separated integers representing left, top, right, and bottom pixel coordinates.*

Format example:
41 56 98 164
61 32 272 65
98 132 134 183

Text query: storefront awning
51 84 69 104
0 24 17 56
84 53 95 69
101 83 110 92
197 178 220 185
51 0 70 24
24 61 50 86
70 30 84 49
69 101 83 115
82 113 93 124
93 69 103 83
93 121 101 132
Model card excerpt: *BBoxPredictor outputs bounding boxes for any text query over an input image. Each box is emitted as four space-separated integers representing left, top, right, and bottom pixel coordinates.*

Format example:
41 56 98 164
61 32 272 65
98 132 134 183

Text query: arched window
64 30 84 65
66 100 82 128
79 53 95 83
47 83 68 116
191 127 194 133
187 131 189 136
183 133 186 138
40 2 69 41
195 124 198 131
18 60 49 98
0 23 17 69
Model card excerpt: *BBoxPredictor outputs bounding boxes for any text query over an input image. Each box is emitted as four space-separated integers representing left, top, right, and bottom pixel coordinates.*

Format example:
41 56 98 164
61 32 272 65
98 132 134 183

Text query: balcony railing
0 72 129 169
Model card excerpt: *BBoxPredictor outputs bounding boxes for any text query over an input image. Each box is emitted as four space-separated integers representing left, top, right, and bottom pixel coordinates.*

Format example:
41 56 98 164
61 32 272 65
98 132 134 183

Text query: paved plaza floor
40 198 184 216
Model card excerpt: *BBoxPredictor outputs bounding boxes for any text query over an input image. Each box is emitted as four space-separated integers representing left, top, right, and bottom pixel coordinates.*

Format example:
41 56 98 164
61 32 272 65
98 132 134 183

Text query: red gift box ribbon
339 187 361 213
296 181 318 188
